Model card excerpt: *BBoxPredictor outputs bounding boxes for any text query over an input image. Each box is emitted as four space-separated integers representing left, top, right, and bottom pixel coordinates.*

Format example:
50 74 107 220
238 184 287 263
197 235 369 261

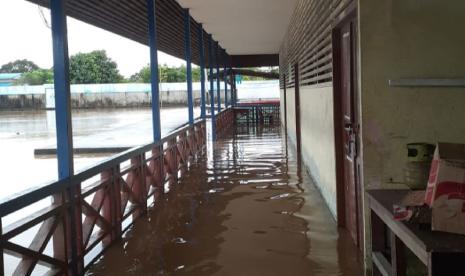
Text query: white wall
281 85 338 218
359 0 465 269
299 85 337 216
285 87 296 144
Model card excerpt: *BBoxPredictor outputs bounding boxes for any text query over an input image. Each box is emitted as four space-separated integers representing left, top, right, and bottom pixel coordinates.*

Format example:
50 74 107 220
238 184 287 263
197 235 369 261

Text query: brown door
340 17 360 246
294 65 302 157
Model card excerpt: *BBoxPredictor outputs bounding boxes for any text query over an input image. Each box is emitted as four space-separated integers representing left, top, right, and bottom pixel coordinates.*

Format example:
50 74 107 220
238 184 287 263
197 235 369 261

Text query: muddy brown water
87 124 362 276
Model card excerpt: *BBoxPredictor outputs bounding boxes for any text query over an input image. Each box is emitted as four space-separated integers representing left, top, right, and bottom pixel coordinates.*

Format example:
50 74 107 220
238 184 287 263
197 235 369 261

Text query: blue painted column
50 1 81 274
209 35 216 141
51 0 73 180
223 50 228 108
232 71 236 105
199 24 206 119
229 57 235 107
216 42 221 112
184 9 194 125
147 0 161 141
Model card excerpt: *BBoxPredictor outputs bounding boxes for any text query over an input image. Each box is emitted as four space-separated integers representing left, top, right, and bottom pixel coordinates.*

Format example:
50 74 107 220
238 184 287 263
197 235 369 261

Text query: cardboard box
425 143 465 235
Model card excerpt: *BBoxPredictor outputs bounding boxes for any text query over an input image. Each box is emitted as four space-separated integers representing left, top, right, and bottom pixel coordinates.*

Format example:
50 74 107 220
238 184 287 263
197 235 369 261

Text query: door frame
283 74 288 131
332 2 363 249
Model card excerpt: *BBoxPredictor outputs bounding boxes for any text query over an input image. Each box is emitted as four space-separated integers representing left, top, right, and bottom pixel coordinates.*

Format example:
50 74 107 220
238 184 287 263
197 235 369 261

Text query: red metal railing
0 119 209 275
215 108 235 133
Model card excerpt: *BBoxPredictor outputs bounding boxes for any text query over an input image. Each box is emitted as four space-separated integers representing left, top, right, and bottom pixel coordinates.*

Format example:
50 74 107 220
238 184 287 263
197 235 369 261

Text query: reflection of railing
0 119 208 275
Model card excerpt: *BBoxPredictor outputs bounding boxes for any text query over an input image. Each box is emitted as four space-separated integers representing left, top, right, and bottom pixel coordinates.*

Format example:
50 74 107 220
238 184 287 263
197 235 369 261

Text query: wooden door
340 17 360 246
294 65 302 157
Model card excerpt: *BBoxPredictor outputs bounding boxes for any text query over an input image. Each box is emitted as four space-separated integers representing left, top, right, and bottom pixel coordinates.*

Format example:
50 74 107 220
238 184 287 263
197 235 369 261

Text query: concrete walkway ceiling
176 0 298 56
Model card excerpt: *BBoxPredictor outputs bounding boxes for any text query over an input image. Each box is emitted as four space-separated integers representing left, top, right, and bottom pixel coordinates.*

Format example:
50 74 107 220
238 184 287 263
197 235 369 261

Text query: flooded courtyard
0 107 200 200
87 124 362 275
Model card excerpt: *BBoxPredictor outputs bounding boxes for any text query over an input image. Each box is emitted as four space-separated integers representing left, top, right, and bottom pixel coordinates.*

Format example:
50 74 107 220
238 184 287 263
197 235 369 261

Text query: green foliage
15 69 53 85
192 67 201 82
129 65 151 83
69 50 123 84
129 64 201 83
0 59 39 73
160 65 186 82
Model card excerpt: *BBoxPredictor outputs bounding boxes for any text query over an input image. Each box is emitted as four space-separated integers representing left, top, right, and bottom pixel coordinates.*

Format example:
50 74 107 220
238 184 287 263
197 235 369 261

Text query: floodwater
88 124 362 275
0 107 200 200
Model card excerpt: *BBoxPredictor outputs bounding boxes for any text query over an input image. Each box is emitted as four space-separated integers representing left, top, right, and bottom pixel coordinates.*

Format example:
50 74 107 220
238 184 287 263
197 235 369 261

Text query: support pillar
51 0 73 182
148 0 161 141
199 24 206 119
230 66 235 107
184 9 194 125
233 73 237 106
223 50 228 108
209 35 216 141
216 42 221 113
50 0 80 273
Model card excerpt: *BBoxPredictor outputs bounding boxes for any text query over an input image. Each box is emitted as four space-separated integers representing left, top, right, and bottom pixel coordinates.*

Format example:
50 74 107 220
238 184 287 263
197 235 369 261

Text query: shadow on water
88 124 362 276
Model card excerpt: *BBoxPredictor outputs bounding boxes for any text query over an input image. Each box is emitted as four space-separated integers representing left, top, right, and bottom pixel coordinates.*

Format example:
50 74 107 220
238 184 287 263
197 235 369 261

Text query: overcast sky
0 0 186 77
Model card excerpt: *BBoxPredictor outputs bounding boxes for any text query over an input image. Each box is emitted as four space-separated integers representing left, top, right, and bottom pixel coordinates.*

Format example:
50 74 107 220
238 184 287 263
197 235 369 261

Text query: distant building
0 73 22 87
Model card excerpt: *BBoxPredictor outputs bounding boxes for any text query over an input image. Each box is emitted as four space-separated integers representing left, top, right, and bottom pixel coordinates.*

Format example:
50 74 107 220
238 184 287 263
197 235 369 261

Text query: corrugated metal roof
24 0 280 68
25 0 217 67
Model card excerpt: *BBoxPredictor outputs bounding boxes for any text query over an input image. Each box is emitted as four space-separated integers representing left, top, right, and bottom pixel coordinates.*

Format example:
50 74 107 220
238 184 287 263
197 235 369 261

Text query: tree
129 64 202 83
192 67 201 82
69 50 123 84
129 65 151 83
15 69 53 85
0 59 39 73
160 64 185 82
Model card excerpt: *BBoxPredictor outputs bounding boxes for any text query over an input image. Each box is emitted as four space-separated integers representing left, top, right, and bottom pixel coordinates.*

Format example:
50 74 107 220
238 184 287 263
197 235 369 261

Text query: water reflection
88 124 361 275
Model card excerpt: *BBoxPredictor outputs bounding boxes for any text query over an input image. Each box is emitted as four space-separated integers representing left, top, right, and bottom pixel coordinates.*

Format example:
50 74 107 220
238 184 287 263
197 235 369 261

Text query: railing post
131 155 147 218
184 9 194 126
147 0 161 141
141 153 149 208
209 35 216 141
113 165 122 238
101 169 113 246
216 42 221 113
149 146 163 197
199 24 207 119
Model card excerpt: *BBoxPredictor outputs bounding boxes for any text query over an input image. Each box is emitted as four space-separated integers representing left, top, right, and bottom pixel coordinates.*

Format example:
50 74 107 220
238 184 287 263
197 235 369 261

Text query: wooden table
367 190 465 276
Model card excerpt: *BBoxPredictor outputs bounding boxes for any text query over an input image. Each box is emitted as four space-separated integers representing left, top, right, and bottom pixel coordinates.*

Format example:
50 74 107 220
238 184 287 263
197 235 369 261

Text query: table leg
372 211 387 276
390 231 406 276
372 211 386 251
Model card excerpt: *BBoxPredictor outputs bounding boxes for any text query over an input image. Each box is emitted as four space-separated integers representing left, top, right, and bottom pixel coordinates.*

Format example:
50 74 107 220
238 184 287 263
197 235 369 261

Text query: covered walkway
88 124 361 275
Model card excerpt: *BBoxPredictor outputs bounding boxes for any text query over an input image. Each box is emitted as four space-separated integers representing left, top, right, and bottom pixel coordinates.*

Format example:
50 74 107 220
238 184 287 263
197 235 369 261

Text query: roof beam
230 55 279 68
